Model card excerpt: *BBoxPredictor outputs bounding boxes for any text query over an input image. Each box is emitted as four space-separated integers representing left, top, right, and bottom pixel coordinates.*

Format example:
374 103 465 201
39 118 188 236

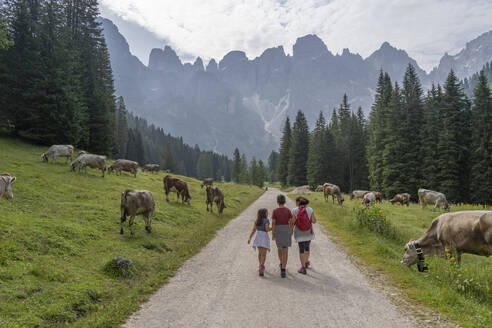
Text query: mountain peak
293 34 332 59
193 57 204 72
206 58 218 73
148 45 183 71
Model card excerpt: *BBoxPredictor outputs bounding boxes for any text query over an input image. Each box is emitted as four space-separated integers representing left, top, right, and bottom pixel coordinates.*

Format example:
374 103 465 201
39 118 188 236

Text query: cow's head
444 202 450 211
339 195 345 205
349 192 355 200
400 240 419 266
70 162 77 172
2 175 16 199
107 165 114 174
219 202 226 213
41 153 48 162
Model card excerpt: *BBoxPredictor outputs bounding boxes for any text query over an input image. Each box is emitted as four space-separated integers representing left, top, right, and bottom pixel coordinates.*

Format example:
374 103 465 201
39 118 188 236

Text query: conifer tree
307 111 329 187
249 157 258 186
240 153 249 184
196 152 213 179
470 70 492 203
278 117 292 187
437 70 471 202
232 148 241 183
401 64 424 197
257 160 266 188
162 143 175 172
367 71 392 191
381 83 407 197
420 85 442 190
115 96 129 158
267 150 279 182
351 107 369 190
288 111 309 186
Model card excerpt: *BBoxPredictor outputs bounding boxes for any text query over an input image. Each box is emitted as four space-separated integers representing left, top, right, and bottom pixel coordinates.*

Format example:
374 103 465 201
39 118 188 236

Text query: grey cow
70 154 107 177
120 189 155 235
41 145 74 164
0 174 16 200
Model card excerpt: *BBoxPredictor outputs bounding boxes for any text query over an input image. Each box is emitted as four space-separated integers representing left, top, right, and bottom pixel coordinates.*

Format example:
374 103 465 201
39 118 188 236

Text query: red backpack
295 206 312 232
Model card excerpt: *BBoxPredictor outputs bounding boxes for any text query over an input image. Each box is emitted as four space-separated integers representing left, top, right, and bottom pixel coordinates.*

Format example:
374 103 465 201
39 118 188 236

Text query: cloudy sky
100 0 492 72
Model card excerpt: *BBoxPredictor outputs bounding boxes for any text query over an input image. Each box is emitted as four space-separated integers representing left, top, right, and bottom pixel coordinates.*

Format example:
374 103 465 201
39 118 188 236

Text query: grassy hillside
0 137 264 328
295 193 492 328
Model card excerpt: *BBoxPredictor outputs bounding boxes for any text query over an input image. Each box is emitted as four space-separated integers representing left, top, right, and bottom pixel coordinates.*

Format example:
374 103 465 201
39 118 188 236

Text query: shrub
355 205 400 241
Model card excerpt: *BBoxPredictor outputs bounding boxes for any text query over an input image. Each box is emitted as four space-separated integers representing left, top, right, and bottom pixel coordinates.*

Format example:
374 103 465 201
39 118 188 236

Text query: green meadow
297 192 492 328
0 137 264 327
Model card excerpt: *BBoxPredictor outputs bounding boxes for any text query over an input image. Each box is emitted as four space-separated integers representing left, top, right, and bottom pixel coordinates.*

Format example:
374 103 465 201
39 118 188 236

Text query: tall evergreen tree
196 152 213 179
249 157 258 186
381 83 407 197
420 85 442 190
239 153 249 184
256 160 266 188
232 148 241 183
401 64 424 198
470 70 492 203
367 71 392 191
437 70 471 202
267 150 279 182
278 117 292 187
162 143 175 172
351 107 369 190
115 96 128 158
307 111 329 187
288 110 309 186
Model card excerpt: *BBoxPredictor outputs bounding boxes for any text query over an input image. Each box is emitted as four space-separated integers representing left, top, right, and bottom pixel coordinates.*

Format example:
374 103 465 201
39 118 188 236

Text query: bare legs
277 248 288 269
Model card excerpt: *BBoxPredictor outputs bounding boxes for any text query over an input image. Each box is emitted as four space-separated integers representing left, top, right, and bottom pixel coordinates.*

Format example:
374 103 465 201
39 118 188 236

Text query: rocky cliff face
100 18 492 158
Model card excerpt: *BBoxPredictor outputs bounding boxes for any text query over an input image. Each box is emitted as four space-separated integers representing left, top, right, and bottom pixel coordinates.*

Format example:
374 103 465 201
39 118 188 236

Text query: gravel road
124 188 415 328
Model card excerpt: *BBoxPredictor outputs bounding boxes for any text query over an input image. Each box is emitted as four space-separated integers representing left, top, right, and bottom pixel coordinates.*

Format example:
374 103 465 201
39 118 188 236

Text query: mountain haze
100 18 492 158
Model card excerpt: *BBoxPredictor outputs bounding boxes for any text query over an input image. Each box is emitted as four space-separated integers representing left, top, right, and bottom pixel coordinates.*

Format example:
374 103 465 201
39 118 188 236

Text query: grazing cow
206 185 226 214
142 164 160 173
164 175 191 204
70 154 107 177
362 192 377 207
418 188 450 211
0 174 16 200
390 193 410 206
201 178 214 189
41 145 74 164
401 211 492 267
323 183 344 205
315 185 324 192
108 159 138 178
120 189 154 235
350 190 369 200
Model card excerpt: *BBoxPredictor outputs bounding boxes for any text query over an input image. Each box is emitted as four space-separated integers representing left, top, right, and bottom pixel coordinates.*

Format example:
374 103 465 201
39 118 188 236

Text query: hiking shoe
259 265 265 277
305 261 311 269
281 269 286 278
298 267 307 275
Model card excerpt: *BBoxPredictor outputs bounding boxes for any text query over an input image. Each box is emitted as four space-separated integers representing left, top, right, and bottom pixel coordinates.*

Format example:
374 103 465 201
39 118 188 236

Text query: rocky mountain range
100 18 492 158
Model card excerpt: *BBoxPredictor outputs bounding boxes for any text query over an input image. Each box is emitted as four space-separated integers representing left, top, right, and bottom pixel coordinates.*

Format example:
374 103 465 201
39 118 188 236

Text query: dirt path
124 188 415 328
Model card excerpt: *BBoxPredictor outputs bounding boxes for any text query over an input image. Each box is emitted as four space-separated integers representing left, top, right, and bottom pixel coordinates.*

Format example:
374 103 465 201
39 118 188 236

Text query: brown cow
201 178 214 189
70 154 107 177
401 211 492 266
120 189 154 235
350 190 369 200
363 191 382 203
0 173 16 200
323 183 344 205
142 164 160 173
164 175 191 204
390 193 410 206
206 185 226 214
108 159 138 178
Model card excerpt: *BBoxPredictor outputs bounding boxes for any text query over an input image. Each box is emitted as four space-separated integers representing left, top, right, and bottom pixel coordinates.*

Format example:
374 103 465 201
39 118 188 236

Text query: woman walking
271 194 293 278
292 196 317 274
248 208 271 276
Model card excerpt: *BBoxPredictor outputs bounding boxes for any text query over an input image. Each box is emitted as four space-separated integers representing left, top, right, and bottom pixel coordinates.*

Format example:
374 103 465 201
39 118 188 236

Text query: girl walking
292 196 317 274
248 208 271 276
271 194 293 278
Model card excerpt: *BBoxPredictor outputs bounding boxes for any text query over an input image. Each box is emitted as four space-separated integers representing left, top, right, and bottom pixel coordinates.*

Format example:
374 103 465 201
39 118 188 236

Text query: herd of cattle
315 182 448 210
314 182 491 268
2 144 490 271
2 144 228 235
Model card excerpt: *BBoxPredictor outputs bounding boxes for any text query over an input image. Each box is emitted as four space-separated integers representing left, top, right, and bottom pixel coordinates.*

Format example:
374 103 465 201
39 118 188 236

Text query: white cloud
100 0 492 71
